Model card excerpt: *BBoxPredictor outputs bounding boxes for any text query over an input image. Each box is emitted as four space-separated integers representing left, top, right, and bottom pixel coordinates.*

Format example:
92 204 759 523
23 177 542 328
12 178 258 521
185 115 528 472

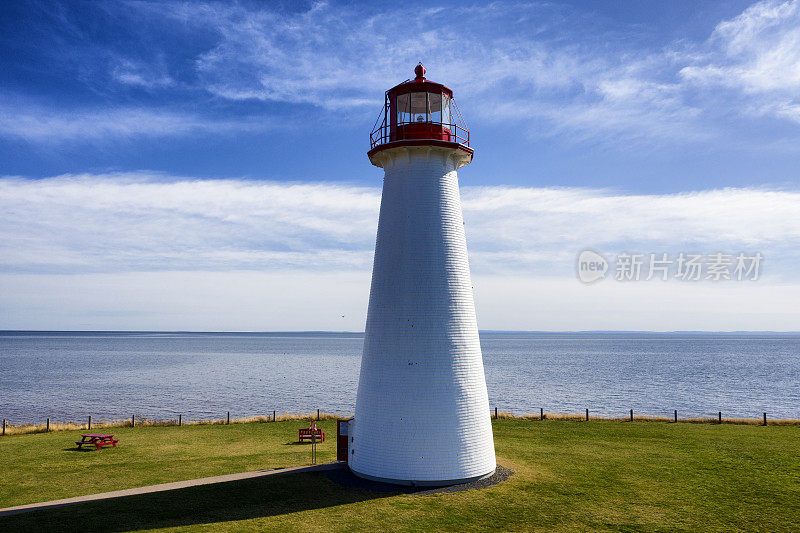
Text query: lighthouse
349 64 496 486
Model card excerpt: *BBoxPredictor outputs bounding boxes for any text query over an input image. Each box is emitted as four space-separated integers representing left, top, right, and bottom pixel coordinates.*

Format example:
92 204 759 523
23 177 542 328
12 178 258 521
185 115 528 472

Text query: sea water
1 331 798 424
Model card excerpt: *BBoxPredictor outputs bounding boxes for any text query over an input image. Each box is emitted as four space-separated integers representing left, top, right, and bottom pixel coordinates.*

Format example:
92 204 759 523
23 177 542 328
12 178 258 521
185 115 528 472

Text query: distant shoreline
1 330 799 335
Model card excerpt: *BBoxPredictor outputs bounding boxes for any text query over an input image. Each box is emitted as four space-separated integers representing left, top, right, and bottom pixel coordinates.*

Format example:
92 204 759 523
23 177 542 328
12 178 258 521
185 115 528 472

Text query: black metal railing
369 121 470 149
369 95 471 150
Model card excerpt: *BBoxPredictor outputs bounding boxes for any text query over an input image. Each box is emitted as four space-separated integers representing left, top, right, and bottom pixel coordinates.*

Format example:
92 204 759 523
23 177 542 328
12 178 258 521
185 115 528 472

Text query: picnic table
76 434 118 450
298 425 325 442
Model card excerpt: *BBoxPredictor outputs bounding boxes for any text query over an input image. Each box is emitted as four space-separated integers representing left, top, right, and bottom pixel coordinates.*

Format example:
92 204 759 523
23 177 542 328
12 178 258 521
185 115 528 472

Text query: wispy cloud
111 57 175 90
0 174 378 271
680 0 800 94
679 0 800 123
1 174 798 278
0 101 265 141
125 0 800 143
462 185 800 274
6 1 800 147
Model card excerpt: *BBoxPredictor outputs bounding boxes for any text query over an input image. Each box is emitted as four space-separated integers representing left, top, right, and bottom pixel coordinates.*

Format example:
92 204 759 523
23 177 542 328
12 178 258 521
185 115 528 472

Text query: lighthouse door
337 418 351 462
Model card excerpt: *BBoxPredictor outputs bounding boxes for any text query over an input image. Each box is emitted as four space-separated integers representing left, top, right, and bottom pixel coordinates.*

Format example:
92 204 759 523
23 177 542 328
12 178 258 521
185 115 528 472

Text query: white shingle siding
350 145 496 485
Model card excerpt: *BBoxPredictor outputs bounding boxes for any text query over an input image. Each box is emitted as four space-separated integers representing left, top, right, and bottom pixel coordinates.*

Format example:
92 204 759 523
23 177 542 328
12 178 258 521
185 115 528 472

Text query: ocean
1 331 798 424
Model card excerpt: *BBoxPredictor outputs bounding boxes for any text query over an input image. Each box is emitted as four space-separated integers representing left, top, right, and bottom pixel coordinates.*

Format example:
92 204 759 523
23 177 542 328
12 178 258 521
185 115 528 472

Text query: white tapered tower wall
349 144 495 486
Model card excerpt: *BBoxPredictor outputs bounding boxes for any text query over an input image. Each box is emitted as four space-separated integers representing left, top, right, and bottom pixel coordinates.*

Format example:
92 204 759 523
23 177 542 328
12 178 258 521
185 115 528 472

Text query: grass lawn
1 419 798 532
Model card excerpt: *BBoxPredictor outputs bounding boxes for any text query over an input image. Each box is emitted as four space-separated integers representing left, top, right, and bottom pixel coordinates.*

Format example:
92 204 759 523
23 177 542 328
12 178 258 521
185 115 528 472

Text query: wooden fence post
88 415 92 430
317 409 320 421
494 407 498 419
3 418 6 435
179 414 182 427
629 409 633 422
273 410 276 422
586 408 589 421
226 411 230 425
131 415 135 428
46 418 50 432
763 412 767 426
674 410 677 423
718 411 722 424
540 408 543 421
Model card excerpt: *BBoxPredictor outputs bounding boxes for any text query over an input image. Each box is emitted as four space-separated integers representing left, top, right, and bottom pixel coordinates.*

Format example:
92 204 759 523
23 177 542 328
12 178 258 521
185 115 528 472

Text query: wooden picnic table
298 427 325 442
76 433 118 451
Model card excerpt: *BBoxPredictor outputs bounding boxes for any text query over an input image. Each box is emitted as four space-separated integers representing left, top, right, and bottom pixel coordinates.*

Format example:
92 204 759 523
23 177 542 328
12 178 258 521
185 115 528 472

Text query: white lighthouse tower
349 64 495 486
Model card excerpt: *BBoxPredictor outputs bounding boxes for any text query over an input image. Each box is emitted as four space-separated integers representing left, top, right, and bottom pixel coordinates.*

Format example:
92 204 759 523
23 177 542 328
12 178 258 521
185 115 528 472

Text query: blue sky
3 0 799 190
1 0 799 330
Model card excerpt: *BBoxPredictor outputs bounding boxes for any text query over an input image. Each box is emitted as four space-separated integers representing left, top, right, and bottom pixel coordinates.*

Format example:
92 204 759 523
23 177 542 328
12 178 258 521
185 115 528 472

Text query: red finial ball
414 62 426 80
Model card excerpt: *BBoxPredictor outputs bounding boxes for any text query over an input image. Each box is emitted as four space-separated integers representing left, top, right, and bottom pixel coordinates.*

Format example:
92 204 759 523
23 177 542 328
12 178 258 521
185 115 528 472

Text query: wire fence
3 407 798 437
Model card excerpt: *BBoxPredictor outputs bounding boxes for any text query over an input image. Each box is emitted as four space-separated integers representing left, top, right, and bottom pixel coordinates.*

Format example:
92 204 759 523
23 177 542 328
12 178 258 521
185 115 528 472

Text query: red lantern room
368 63 472 162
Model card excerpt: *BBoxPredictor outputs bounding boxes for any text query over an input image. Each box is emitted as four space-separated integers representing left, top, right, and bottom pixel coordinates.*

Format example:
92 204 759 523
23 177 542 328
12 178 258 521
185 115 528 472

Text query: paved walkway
0 462 344 517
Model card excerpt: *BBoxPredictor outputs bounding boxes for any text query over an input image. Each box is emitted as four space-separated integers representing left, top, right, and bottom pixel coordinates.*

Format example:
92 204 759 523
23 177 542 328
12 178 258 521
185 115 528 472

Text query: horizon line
1 330 799 335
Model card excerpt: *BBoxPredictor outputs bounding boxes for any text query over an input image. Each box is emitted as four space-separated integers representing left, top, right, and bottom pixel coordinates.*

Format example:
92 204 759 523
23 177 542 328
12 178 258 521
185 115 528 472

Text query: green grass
1 419 798 532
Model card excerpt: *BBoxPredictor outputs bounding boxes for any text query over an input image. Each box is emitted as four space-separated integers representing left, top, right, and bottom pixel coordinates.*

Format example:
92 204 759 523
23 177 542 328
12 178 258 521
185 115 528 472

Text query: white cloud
130 0 791 143
10 1 800 146
0 102 264 141
156 2 608 108
679 0 800 122
1 174 798 278
462 185 800 276
112 57 175 89
2 173 798 330
0 174 378 271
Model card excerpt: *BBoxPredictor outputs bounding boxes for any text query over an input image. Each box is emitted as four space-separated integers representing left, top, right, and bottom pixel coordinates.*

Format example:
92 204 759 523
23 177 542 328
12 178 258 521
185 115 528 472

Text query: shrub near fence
2 408 799 437
0 411 339 436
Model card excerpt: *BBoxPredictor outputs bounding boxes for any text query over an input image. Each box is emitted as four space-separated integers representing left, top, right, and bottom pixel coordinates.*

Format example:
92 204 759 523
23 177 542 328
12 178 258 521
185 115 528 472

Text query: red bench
298 428 325 442
76 434 118 450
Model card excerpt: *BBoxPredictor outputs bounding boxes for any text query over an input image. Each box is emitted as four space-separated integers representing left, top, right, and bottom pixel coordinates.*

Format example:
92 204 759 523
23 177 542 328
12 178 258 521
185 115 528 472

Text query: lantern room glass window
396 92 452 125
410 92 428 123
441 94 451 126
396 93 411 124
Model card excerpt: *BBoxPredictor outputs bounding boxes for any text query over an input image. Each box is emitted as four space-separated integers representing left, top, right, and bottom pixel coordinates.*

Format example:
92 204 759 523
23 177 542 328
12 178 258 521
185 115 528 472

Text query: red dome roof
387 64 453 98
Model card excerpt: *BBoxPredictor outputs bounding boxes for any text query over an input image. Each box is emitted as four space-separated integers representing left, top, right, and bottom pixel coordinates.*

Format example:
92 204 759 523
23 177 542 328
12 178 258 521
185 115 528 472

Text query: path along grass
1 419 798 531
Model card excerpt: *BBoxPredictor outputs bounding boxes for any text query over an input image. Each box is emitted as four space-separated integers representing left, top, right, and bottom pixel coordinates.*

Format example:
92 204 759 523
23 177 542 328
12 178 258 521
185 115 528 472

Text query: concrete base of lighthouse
349 142 496 488
349 466 496 487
